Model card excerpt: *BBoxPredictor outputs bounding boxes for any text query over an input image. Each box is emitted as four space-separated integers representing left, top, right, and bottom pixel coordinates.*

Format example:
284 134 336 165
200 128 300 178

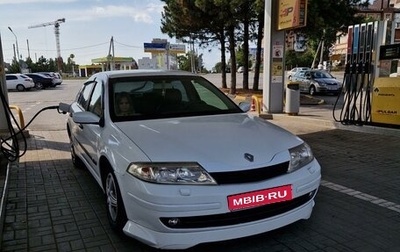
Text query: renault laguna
63 70 321 250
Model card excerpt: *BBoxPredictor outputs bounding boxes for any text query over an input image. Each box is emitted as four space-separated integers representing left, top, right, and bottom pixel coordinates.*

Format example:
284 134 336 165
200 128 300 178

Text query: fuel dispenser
371 44 400 126
335 20 400 127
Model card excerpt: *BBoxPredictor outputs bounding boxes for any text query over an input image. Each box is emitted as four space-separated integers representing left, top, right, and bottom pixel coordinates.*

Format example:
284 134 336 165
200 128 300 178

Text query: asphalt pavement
0 80 400 251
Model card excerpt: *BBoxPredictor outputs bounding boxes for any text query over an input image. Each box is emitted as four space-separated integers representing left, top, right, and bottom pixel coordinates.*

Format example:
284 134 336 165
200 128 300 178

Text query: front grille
160 190 316 229
209 161 289 184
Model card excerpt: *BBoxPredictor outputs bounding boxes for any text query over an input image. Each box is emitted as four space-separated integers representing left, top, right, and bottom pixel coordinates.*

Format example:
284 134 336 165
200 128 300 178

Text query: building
78 57 138 77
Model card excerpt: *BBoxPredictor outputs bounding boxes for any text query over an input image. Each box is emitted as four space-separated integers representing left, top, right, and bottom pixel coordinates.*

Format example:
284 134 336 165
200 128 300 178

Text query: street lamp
8 26 20 62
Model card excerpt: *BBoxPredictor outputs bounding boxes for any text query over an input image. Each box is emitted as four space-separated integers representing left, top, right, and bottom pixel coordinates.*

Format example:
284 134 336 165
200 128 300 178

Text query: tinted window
109 75 241 121
6 75 17 80
88 82 103 117
77 81 95 110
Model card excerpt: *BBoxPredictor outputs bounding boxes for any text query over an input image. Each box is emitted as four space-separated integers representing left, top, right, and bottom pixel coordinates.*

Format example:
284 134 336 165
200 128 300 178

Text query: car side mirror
72 111 101 125
238 102 251 112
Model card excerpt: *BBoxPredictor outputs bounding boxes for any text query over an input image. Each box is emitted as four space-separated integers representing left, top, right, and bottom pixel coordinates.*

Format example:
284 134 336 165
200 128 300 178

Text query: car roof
92 69 197 79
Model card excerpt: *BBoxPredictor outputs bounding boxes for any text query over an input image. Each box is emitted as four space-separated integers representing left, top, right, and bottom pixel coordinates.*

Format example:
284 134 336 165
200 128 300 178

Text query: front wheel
70 137 84 169
105 170 127 232
309 85 316 96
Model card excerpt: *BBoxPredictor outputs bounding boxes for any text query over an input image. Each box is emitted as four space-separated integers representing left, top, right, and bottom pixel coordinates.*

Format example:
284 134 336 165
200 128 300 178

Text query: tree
177 52 204 72
161 0 230 89
298 0 369 53
66 54 76 76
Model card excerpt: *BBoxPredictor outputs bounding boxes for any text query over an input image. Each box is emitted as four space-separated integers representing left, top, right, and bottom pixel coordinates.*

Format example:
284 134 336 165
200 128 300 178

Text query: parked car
287 67 311 80
237 66 244 73
38 71 63 86
5 73 35 91
292 69 342 95
62 70 321 250
24 73 55 89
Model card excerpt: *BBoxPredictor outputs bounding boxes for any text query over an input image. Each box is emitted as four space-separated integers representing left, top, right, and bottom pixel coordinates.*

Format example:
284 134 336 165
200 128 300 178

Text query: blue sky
0 0 219 70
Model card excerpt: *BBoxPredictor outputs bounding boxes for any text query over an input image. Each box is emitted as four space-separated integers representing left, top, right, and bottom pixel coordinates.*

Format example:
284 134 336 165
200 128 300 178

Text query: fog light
168 218 180 226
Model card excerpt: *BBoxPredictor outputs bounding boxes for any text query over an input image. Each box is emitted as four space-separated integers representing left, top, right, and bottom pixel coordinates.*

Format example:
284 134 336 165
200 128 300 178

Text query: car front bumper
120 159 321 249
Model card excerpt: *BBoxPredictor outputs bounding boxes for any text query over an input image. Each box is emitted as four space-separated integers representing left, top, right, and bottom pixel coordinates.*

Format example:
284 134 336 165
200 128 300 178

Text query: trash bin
285 82 300 115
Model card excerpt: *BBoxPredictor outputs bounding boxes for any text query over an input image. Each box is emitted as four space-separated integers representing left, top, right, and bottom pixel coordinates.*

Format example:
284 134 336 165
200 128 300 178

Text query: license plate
227 185 293 211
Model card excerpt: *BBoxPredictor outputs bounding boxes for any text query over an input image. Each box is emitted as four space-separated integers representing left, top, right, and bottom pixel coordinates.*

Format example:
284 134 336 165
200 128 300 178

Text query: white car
5 73 35 91
287 67 311 80
62 70 321 250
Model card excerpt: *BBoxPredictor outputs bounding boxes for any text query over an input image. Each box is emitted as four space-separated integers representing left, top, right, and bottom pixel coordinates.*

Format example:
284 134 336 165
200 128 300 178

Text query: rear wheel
35 82 44 90
105 169 127 232
16 84 25 92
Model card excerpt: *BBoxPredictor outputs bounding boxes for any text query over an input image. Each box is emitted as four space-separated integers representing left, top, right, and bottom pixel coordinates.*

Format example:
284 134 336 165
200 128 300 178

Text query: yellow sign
278 0 307 30
272 62 283 76
371 77 400 126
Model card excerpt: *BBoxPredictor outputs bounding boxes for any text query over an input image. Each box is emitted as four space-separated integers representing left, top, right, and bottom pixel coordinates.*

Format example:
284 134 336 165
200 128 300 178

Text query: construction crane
28 18 65 72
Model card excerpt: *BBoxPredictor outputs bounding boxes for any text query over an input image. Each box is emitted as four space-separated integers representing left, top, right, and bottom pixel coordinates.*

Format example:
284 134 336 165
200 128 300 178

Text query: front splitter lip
122 198 316 250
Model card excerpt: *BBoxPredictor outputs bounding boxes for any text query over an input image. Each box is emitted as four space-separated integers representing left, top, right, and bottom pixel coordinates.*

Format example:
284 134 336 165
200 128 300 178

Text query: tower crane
28 18 65 72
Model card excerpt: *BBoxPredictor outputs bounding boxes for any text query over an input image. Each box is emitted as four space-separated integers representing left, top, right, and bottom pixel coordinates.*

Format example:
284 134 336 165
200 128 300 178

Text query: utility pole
27 39 31 59
8 27 20 62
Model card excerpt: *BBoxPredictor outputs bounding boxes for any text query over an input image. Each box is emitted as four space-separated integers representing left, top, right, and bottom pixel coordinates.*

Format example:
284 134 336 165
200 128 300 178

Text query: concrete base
259 113 273 120
0 129 30 139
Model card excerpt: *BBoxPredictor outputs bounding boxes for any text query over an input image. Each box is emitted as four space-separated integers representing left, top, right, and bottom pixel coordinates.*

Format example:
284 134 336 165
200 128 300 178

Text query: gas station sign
277 0 307 30
144 42 168 53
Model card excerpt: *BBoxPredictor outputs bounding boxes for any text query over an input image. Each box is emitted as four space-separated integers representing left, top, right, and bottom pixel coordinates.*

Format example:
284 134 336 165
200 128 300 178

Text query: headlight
127 162 217 185
288 143 314 173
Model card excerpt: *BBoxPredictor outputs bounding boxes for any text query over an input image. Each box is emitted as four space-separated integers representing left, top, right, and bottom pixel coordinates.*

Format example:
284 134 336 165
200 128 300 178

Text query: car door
73 80 104 179
6 75 17 89
303 71 312 92
295 71 306 92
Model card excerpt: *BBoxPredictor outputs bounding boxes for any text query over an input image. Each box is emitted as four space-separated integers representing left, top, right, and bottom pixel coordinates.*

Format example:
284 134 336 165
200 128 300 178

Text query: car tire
16 84 25 92
35 82 44 90
105 168 127 232
309 86 316 96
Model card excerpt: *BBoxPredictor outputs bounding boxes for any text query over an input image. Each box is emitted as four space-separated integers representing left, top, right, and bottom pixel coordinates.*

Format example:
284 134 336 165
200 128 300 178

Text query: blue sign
144 43 167 52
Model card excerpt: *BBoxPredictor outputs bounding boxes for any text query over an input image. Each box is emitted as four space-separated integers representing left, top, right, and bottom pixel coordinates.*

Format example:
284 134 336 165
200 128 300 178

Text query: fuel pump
334 22 376 125
334 20 400 127
371 43 400 126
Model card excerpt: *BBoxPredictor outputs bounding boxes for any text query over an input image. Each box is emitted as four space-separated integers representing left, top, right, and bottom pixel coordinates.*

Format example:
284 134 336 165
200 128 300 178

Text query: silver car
292 69 342 95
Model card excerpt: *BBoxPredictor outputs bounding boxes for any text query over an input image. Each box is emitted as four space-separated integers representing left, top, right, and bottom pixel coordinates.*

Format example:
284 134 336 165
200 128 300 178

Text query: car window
109 75 241 121
6 75 17 80
88 81 103 117
76 81 95 110
192 81 228 110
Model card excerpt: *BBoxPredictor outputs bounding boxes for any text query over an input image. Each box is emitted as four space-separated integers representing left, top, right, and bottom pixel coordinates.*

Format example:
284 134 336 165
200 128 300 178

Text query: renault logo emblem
244 153 254 162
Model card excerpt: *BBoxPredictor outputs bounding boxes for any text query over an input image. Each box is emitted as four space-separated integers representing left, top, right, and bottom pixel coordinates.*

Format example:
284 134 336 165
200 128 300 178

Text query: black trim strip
160 190 316 229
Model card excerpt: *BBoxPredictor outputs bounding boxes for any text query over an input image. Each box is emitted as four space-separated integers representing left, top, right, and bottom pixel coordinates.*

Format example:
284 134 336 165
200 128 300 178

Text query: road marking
321 180 400 213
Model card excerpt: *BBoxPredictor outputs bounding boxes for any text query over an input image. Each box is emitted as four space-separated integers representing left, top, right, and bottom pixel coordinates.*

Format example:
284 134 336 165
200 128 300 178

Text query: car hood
114 114 302 172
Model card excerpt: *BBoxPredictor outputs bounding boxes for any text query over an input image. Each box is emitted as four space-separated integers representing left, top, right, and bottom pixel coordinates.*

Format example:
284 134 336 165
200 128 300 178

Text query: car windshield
311 71 333 79
109 75 242 121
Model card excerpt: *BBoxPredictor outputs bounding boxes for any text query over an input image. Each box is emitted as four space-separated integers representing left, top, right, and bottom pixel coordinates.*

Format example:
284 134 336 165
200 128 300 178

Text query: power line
114 40 143 49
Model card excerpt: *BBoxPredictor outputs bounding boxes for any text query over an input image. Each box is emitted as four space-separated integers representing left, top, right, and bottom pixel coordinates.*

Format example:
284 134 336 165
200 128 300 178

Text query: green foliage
285 50 314 69
177 53 204 72
8 59 20 73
